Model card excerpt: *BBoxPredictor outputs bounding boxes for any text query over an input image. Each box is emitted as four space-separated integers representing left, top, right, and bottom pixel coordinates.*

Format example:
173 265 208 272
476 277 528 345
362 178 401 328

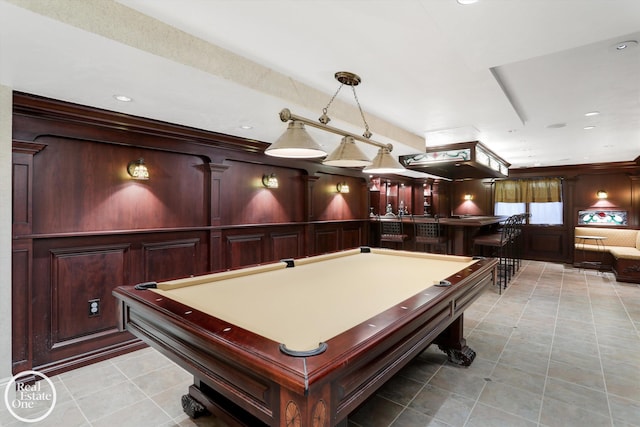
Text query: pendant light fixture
268 71 405 173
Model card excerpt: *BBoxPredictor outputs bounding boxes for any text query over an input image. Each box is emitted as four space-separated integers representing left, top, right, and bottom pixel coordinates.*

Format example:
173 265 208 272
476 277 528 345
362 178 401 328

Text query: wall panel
314 229 340 255
11 241 31 372
523 226 568 262
142 238 201 281
32 136 207 233
342 226 363 249
50 245 129 347
221 160 305 225
271 232 303 261
226 234 265 269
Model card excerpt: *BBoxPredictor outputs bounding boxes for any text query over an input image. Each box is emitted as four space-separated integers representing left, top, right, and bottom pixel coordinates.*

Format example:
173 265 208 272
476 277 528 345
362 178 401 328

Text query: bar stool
378 216 409 249
413 216 447 253
472 215 516 292
511 213 526 272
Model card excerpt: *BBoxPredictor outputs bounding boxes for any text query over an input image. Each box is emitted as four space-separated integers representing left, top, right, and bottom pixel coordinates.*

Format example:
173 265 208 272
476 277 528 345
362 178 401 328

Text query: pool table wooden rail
113 254 497 427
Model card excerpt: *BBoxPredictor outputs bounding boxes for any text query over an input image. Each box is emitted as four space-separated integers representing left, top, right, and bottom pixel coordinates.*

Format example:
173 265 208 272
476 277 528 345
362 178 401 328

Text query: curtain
495 177 562 203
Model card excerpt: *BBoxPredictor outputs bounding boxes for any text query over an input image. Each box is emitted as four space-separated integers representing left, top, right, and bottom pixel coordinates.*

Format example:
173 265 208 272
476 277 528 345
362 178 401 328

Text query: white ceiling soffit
1 0 639 170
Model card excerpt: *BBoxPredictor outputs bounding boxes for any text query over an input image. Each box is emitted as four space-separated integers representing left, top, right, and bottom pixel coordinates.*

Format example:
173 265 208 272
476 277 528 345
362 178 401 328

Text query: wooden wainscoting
521 225 571 263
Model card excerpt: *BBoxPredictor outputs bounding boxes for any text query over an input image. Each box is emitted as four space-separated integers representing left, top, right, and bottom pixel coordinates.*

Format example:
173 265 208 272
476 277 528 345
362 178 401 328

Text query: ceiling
1 0 639 179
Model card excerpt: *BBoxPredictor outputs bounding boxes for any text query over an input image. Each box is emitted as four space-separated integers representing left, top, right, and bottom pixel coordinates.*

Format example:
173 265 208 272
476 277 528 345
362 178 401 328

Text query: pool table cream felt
151 248 477 352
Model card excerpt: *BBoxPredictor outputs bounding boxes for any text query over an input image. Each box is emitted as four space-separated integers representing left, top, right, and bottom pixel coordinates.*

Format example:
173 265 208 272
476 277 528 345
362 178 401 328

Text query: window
494 178 563 225
529 202 563 224
495 202 525 217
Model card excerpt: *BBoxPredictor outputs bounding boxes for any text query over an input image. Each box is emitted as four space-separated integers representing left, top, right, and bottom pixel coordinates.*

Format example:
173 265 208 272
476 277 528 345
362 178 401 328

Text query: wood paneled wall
506 164 640 263
370 164 640 265
11 93 370 376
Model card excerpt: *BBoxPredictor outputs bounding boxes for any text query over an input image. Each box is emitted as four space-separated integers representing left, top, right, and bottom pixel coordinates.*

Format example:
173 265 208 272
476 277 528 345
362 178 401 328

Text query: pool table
113 247 497 427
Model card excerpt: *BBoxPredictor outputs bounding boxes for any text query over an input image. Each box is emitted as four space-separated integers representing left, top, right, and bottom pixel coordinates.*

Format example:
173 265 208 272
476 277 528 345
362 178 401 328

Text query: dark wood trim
509 161 640 178
12 92 267 154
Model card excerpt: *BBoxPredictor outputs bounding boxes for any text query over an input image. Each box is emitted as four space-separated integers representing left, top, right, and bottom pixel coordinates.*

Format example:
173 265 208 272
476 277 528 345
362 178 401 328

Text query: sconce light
336 182 350 193
269 71 405 173
464 194 473 201
596 190 608 199
127 158 149 180
262 173 279 188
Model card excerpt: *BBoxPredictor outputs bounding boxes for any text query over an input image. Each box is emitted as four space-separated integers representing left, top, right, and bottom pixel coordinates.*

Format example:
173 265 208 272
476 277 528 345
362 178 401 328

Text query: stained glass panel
577 210 627 225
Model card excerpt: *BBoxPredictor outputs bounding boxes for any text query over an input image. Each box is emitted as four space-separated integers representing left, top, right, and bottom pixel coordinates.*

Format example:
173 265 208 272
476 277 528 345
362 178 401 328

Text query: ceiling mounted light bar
267 71 405 173
276 108 404 173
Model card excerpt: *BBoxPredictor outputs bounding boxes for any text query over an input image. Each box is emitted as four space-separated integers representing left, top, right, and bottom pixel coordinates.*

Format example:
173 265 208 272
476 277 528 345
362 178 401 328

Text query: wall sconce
267 71 405 173
464 194 473 201
336 182 350 193
262 173 279 188
596 190 608 199
127 158 149 180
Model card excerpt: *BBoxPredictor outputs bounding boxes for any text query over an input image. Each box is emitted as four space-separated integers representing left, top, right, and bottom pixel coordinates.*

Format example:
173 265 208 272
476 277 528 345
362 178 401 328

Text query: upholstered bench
574 227 640 283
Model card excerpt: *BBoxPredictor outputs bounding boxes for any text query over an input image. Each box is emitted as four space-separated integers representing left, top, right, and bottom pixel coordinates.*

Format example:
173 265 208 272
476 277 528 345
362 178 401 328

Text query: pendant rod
279 108 393 152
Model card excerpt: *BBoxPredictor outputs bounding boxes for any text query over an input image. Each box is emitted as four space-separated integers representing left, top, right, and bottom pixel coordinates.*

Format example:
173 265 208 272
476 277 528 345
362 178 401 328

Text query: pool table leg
434 314 476 367
181 393 208 419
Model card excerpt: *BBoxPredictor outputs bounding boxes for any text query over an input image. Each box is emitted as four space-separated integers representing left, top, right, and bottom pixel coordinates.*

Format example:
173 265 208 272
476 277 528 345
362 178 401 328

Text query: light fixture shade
262 173 279 188
363 148 405 174
336 182 350 193
127 158 149 180
323 136 372 167
265 121 327 158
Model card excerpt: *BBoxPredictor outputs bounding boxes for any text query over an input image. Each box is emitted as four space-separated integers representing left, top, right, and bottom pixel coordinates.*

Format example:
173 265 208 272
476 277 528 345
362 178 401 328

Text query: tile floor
1 261 639 426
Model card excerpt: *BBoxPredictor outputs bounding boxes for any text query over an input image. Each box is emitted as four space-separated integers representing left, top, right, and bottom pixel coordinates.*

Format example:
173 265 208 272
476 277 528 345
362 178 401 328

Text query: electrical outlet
88 299 100 317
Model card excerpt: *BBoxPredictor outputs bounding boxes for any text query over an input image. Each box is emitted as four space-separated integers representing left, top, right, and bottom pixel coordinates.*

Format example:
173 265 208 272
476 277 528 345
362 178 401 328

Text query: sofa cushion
609 246 640 260
575 227 638 248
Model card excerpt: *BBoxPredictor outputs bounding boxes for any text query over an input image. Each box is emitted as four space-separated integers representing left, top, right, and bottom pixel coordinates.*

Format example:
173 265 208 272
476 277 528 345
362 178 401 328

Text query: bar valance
495 177 562 203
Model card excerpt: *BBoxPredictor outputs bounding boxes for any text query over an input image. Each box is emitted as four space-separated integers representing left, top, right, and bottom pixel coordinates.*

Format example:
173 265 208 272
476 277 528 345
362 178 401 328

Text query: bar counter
373 215 507 255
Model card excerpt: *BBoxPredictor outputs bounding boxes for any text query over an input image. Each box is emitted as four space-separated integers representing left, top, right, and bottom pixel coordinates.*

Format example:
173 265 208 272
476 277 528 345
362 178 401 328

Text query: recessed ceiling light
546 123 566 129
584 126 596 130
457 0 478 4
113 94 132 102
611 40 638 51
584 111 600 117
239 125 253 130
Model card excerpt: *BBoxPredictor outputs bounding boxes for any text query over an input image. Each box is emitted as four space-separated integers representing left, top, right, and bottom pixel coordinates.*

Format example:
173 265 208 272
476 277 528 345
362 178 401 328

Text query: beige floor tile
608 394 640 426
59 362 129 399
604 371 640 399
478 381 542 422
348 394 404 427
543 377 610 417
466 402 538 427
408 384 476 427
546 359 606 391
112 346 174 379
76 381 148 422
130 364 192 397
490 362 547 395
90 398 173 427
539 396 612 427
